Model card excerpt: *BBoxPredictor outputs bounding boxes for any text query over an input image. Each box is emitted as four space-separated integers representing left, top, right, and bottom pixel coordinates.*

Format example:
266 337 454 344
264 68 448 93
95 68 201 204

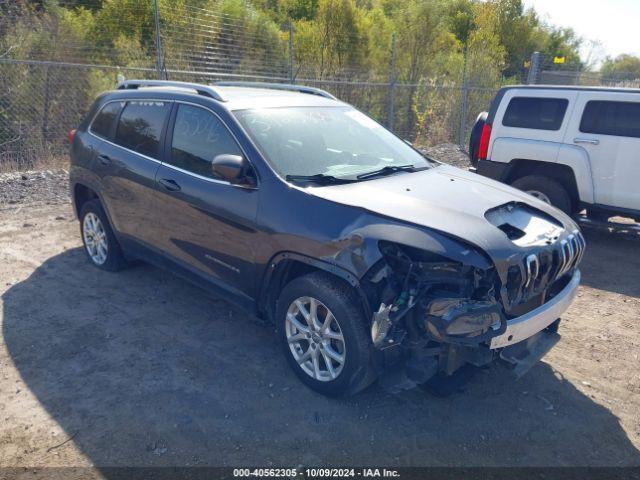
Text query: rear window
502 97 569 131
580 100 640 138
114 101 171 158
90 102 122 139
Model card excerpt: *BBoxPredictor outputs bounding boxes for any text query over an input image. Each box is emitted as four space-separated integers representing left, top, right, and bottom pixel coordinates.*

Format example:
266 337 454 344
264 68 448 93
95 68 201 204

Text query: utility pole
153 0 167 80
288 20 294 84
387 32 397 131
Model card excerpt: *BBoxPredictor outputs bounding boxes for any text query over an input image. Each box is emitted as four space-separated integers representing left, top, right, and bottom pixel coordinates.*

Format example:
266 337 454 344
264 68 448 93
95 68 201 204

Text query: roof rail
116 80 227 102
215 81 337 100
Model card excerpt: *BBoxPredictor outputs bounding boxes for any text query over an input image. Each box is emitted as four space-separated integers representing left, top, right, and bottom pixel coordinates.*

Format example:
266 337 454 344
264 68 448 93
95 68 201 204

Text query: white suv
470 86 640 221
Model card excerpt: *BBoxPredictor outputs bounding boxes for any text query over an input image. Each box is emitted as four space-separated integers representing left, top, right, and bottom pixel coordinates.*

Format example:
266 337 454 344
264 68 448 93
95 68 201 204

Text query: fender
555 144 595 204
70 168 124 246
266 251 360 286
258 251 369 322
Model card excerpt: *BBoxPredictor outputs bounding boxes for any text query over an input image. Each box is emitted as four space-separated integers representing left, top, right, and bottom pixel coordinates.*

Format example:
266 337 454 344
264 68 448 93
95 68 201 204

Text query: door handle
159 178 181 192
573 137 600 145
97 154 111 165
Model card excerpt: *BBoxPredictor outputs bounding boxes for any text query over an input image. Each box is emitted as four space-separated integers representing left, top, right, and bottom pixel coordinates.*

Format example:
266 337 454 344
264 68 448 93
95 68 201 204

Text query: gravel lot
0 146 639 472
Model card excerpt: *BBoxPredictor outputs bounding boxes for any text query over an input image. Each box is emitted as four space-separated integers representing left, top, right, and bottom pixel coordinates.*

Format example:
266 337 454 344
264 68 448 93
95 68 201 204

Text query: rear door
564 93 640 210
152 102 260 300
88 99 172 248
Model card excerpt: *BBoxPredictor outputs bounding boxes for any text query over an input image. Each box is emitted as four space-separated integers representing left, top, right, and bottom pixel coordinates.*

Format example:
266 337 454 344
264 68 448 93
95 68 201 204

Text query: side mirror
212 154 246 183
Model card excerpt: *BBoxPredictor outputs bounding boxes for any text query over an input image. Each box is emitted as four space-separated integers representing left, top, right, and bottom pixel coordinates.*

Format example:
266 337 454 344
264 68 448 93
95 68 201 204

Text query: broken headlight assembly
366 241 504 349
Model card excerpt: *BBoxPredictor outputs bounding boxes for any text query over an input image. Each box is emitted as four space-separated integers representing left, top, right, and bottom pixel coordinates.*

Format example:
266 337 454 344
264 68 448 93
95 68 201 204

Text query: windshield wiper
356 164 421 180
285 173 356 185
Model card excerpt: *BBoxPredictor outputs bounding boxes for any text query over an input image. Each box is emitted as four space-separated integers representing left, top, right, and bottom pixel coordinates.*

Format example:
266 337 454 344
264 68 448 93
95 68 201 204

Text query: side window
90 102 122 140
580 100 640 138
502 97 569 131
114 101 171 158
168 104 243 179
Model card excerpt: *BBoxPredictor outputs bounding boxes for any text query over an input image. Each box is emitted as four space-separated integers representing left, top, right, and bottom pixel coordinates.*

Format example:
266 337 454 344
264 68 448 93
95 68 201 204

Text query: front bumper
490 269 581 349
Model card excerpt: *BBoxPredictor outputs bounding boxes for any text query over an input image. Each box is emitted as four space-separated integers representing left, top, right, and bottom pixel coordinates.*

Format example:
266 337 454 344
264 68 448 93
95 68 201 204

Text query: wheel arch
73 182 99 218
258 252 372 325
505 159 581 211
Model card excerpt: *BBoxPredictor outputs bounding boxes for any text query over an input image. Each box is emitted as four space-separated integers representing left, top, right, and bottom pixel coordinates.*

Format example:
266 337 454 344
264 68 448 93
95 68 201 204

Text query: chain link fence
2 1 633 172
2 56 504 171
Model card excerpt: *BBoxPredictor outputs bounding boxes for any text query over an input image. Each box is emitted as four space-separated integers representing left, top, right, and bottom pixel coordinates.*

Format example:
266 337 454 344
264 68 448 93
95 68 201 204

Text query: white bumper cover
490 270 581 349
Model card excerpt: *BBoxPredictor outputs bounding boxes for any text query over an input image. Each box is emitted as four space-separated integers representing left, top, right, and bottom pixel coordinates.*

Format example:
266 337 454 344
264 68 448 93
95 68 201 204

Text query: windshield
233 106 432 180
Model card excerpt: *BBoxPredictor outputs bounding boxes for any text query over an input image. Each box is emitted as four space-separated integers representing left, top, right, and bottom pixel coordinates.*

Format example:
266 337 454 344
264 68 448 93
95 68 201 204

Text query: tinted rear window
502 97 568 130
114 101 171 158
90 102 122 139
580 100 640 138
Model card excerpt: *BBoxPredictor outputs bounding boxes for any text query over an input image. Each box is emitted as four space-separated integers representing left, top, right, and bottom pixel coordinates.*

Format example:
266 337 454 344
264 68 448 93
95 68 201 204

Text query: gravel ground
421 142 471 169
0 169 70 208
0 146 638 473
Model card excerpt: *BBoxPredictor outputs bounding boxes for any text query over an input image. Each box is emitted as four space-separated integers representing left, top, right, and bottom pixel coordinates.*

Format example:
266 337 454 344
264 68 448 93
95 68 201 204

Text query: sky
523 0 640 64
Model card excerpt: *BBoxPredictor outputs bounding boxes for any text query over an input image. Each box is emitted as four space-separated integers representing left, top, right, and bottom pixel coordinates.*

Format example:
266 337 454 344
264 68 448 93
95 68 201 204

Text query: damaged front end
363 241 507 389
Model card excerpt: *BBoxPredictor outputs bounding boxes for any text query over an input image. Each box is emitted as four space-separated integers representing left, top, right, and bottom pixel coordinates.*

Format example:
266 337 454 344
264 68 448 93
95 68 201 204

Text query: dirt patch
0 175 638 470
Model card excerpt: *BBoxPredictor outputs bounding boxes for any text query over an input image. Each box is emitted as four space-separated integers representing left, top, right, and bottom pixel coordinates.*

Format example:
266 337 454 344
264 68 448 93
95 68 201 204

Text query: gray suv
69 80 585 396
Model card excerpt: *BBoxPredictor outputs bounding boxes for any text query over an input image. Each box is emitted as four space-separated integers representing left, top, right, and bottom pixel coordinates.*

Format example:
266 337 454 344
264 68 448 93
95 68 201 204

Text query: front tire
510 175 573 214
79 199 128 271
276 272 377 396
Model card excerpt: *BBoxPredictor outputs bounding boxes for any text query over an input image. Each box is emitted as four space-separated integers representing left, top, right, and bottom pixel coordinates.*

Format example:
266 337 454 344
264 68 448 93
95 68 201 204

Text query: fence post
574 59 582 85
527 51 541 85
387 32 396 131
458 44 469 148
153 0 167 80
288 20 294 84
42 15 59 149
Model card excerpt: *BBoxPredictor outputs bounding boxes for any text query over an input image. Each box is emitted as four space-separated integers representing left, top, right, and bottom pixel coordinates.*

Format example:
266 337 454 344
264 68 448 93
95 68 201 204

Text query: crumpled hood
305 164 578 261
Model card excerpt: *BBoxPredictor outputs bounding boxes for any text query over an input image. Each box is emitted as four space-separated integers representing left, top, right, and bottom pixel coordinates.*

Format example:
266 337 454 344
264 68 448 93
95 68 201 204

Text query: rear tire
79 199 128 271
276 272 377 396
510 175 573 214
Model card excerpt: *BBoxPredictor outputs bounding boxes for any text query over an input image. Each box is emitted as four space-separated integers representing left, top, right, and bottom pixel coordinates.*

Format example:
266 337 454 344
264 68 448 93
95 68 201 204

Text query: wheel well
73 184 98 217
506 159 580 210
259 258 369 324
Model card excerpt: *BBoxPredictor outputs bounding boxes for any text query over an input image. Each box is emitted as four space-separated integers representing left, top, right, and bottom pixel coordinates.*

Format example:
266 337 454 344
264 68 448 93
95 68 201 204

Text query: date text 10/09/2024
233 468 401 478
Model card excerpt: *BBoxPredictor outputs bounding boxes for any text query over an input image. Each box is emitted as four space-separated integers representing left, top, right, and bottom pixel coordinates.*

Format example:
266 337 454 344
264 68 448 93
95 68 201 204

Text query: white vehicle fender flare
556 144 595 205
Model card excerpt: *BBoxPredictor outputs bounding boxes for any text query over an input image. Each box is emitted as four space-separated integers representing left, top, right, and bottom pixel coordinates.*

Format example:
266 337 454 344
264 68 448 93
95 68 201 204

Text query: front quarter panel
253 177 490 292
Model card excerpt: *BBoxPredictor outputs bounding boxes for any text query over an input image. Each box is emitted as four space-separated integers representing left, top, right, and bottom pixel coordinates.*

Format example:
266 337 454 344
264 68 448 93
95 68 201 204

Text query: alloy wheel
83 212 108 265
285 296 346 382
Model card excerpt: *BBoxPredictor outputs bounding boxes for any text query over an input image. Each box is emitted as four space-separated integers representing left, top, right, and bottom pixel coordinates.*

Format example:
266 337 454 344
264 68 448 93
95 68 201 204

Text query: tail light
477 123 491 161
68 129 76 144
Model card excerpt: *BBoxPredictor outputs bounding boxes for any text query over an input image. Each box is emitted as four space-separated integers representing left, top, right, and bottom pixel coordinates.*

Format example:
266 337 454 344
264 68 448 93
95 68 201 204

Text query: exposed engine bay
361 240 572 390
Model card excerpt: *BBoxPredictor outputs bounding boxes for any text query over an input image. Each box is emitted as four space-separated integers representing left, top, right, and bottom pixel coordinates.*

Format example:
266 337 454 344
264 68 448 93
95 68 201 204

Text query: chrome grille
508 229 585 307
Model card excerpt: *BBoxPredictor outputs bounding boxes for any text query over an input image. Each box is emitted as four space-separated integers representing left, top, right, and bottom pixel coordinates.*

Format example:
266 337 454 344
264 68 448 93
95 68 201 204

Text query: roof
499 84 640 94
114 80 345 110
217 86 344 110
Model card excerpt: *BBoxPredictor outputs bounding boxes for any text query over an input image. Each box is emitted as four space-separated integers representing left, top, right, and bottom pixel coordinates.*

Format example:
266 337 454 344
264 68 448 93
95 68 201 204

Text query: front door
152 102 260 300
564 92 640 211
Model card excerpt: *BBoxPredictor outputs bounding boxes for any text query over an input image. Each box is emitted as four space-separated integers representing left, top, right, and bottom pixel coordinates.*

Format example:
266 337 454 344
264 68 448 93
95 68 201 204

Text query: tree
601 54 640 81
